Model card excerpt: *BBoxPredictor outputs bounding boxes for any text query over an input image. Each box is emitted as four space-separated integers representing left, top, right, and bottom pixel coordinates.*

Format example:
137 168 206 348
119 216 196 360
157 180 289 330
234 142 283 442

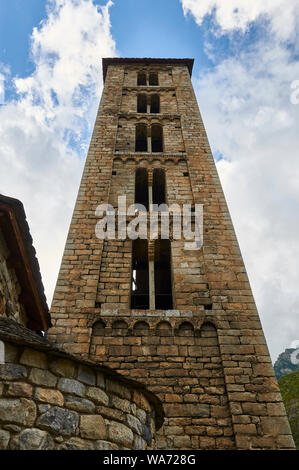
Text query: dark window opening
178 321 194 336
92 320 105 336
152 168 166 206
150 94 160 113
135 168 149 210
149 72 158 86
133 321 150 335
131 239 149 309
154 239 173 309
137 72 146 86
135 123 147 152
183 172 189 177
137 94 147 113
151 124 163 152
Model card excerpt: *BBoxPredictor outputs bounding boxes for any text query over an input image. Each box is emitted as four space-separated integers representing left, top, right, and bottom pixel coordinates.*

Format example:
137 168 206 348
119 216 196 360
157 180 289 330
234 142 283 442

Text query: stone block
4 344 19 363
86 386 109 406
20 349 48 369
80 415 106 440
77 365 96 385
29 368 57 388
58 378 86 397
59 437 94 450
111 395 131 413
35 388 64 406
49 359 75 378
94 440 118 450
65 395 95 413
0 364 27 381
10 428 54 450
0 398 36 426
164 403 210 418
127 414 142 434
37 406 79 436
106 380 131 400
0 429 10 449
7 382 33 398
260 416 292 436
108 421 134 447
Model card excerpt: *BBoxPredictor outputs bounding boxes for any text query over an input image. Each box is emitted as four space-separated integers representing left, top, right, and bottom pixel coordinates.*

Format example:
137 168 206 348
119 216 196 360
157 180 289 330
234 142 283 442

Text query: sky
0 0 299 362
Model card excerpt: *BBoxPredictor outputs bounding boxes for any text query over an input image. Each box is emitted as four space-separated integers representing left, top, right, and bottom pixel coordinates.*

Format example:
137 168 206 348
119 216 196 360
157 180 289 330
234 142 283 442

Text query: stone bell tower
48 58 295 450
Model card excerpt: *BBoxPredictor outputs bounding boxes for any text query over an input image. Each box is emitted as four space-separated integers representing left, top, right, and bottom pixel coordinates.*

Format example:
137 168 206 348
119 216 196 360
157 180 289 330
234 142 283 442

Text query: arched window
135 123 147 152
151 124 163 152
152 168 166 205
133 321 150 335
200 322 217 337
156 321 172 336
150 95 160 113
131 239 149 309
137 94 147 113
154 239 173 309
178 321 194 336
135 168 149 210
137 72 146 86
149 72 158 86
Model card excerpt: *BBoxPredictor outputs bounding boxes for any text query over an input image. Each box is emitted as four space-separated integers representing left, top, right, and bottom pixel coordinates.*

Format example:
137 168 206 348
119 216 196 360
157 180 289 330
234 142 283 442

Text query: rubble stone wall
0 339 158 450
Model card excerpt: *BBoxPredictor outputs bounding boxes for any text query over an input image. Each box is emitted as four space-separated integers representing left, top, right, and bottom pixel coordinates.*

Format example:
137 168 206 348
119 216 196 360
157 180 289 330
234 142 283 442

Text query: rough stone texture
0 340 159 450
37 407 79 436
65 396 95 413
0 228 27 326
0 429 10 449
47 58 295 450
80 415 106 440
58 378 85 397
49 359 75 378
108 421 134 447
20 349 48 370
0 398 36 426
35 388 64 406
10 428 54 450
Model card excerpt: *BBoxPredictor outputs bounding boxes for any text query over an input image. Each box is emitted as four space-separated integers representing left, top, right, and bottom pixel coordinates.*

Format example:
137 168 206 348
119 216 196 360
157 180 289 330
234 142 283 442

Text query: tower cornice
102 57 194 82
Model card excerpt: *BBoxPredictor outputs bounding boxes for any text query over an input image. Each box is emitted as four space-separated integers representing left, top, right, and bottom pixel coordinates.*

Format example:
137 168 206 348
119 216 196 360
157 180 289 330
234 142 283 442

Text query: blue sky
0 0 260 98
0 0 299 361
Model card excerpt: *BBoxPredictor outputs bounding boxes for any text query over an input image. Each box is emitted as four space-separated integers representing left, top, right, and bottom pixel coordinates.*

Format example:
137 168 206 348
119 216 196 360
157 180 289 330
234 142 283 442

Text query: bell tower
48 58 295 450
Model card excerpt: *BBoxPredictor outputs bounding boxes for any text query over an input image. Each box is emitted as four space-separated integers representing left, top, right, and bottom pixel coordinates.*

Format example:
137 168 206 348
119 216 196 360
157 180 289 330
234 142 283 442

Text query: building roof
102 57 194 82
0 194 51 331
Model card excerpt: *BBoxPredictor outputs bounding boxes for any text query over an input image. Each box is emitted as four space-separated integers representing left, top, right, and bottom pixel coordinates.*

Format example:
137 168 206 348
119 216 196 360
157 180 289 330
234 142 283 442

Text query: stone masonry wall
48 61 295 450
0 229 27 326
0 339 160 450
89 315 234 450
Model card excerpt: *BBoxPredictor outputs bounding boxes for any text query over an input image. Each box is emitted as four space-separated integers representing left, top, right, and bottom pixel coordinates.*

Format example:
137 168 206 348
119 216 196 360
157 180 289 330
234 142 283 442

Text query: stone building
0 194 51 332
47 58 295 450
0 194 163 450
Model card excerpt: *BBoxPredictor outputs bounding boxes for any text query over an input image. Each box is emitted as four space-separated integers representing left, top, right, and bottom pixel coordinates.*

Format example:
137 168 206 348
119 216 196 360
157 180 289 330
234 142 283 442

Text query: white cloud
0 0 116 303
181 0 299 41
193 38 299 361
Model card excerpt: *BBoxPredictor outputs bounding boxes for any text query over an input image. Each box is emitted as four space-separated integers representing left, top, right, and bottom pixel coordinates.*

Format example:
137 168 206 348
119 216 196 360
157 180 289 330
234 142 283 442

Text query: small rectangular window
149 72 158 86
